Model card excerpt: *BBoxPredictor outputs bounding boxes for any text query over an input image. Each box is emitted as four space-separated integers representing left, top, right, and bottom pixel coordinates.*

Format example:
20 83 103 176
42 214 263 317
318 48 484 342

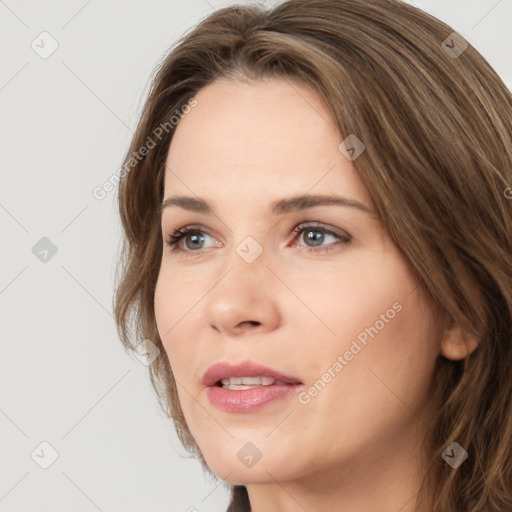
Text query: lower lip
206 384 302 413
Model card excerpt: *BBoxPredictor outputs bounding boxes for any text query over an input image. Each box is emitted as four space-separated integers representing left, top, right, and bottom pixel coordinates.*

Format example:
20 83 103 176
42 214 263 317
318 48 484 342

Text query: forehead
163 77 371 208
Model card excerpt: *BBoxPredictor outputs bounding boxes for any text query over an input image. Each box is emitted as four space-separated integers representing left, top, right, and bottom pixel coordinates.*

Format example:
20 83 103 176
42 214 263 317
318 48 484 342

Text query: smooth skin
154 77 477 512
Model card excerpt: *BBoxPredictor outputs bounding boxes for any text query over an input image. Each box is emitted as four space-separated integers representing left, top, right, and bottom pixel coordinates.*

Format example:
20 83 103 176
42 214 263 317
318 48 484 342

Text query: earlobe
440 320 479 360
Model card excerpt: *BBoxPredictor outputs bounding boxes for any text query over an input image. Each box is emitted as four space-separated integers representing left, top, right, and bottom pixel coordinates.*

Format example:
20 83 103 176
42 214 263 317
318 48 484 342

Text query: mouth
202 361 303 413
214 376 299 390
202 361 302 388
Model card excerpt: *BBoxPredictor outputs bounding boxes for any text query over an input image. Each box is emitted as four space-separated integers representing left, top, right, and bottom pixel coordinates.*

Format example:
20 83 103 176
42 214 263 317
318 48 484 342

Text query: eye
165 225 218 255
290 223 352 253
164 222 352 257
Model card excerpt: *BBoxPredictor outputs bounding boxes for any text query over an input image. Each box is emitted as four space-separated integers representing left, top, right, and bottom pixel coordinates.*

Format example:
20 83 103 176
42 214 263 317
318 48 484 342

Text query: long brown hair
113 1 512 510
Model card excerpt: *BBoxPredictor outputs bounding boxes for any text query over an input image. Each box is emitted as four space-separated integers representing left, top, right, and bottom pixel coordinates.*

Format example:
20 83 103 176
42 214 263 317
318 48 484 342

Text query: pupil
186 233 204 250
306 230 323 247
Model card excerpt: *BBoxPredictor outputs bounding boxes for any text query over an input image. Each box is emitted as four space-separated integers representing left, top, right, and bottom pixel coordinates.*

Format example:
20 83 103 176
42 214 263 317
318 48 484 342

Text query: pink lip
202 361 302 387
202 361 303 413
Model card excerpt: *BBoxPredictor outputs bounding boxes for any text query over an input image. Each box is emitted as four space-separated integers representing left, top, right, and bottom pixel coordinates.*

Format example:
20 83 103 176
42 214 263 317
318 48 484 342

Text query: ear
440 317 479 360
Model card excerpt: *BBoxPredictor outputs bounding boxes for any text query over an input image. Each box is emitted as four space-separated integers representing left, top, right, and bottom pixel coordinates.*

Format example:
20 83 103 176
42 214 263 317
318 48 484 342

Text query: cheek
280 248 420 352
297 249 436 404
330 253 436 385
311 267 436 430
292 276 437 470
154 271 198 381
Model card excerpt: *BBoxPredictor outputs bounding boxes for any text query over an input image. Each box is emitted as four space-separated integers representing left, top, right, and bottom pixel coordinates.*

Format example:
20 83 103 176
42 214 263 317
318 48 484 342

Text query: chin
199 442 300 484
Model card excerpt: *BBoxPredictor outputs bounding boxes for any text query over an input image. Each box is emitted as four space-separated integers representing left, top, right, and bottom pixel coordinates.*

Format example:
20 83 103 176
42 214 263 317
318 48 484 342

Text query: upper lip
202 361 303 387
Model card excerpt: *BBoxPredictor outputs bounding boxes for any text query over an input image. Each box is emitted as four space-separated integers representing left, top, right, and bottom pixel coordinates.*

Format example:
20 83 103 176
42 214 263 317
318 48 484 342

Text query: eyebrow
160 194 372 216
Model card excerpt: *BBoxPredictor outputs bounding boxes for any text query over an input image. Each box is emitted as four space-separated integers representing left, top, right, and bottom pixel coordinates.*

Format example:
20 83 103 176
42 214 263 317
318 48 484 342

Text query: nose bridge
233 233 266 267
203 231 281 334
217 211 270 272
219 231 270 298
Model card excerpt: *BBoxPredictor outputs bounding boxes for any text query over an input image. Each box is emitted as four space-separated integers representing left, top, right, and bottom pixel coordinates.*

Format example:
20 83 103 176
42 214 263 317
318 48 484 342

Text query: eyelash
164 222 352 257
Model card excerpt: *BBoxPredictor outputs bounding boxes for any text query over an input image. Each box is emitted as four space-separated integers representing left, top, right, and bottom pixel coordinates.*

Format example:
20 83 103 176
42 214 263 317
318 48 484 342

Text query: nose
203 248 282 338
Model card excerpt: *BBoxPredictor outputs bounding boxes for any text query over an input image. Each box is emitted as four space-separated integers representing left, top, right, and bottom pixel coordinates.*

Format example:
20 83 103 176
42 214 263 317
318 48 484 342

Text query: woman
114 1 512 510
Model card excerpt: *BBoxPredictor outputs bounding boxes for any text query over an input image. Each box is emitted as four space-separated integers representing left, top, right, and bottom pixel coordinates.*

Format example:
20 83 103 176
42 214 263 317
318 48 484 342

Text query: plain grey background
1 1 511 511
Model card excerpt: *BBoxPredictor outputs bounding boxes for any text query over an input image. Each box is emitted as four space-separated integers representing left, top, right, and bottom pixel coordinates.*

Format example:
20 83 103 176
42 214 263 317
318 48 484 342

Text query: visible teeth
219 376 276 388
221 377 241 385
224 384 259 390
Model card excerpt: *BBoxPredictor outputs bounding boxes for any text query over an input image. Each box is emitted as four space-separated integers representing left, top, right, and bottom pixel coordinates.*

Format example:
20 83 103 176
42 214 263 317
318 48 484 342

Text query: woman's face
154 77 440 486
